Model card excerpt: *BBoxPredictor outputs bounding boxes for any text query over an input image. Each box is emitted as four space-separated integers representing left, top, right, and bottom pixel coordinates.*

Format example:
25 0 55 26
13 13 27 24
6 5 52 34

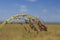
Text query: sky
0 0 60 23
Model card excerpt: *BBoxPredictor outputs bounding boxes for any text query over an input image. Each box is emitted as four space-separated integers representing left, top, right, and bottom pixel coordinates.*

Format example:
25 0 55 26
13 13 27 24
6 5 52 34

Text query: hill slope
0 24 60 40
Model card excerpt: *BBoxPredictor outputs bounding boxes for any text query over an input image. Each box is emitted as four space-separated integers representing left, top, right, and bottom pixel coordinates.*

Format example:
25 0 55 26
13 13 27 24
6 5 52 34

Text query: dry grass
0 24 60 40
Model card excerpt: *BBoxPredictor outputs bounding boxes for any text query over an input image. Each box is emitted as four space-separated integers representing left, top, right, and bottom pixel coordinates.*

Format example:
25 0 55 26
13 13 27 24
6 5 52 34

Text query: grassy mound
0 24 60 40
0 24 39 40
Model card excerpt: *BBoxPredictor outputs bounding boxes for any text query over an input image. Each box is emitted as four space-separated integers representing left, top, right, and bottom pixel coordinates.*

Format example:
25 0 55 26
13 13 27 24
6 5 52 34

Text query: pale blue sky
0 0 60 23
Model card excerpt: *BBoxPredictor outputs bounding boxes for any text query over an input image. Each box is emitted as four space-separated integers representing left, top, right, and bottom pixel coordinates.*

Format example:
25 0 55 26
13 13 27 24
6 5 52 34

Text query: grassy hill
0 24 60 40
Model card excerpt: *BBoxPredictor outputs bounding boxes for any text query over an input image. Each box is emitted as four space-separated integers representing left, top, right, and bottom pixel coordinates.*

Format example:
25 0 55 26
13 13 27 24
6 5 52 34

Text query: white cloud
26 0 37 2
42 9 48 13
20 5 28 13
16 4 28 13
15 4 29 13
15 3 20 6
57 10 60 13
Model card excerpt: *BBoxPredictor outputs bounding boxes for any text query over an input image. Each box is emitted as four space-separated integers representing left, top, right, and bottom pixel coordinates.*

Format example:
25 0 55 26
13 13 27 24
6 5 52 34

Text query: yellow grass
0 24 60 40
